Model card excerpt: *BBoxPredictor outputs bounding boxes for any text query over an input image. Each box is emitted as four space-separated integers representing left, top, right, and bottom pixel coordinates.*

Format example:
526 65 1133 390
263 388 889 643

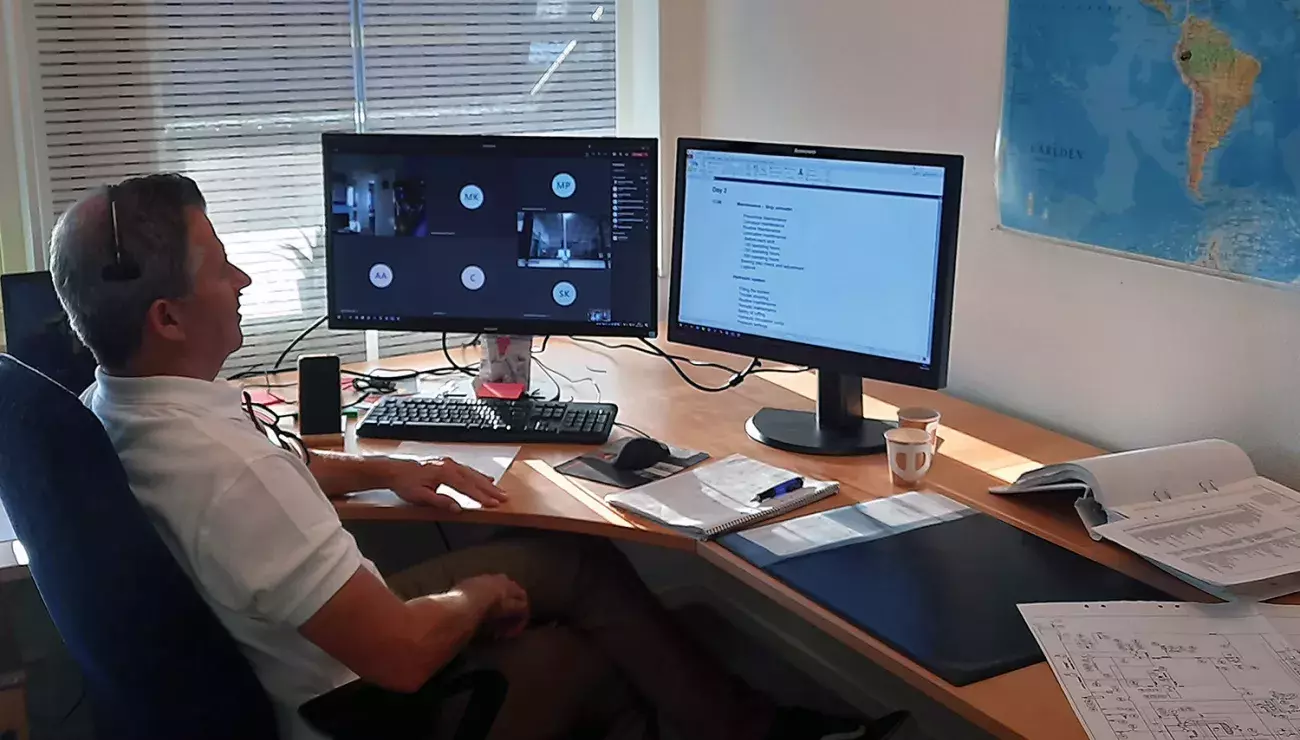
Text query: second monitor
323 134 658 338
669 138 964 455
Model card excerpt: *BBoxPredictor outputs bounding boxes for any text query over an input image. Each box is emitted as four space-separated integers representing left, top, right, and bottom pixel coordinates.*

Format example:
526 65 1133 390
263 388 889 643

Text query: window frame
1 0 49 275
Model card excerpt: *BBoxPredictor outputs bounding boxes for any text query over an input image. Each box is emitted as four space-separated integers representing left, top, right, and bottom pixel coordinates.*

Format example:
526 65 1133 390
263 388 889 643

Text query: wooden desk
279 338 1207 740
320 342 694 551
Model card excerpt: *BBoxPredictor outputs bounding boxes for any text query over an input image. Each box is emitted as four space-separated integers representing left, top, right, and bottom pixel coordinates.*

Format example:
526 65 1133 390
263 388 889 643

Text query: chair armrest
299 661 508 740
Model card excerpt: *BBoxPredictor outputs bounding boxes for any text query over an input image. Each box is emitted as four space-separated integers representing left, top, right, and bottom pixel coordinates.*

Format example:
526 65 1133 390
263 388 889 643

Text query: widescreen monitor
323 134 658 339
668 138 964 455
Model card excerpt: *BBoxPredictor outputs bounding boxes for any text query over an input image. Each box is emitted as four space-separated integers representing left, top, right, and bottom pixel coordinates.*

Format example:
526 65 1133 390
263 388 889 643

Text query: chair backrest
0 355 278 740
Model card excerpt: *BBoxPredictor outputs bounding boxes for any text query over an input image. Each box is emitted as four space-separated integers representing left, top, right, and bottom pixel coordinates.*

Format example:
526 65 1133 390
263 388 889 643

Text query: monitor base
746 408 892 456
744 369 892 456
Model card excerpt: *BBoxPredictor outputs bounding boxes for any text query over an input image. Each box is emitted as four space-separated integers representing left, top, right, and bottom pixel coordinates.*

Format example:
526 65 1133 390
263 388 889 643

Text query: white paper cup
885 427 935 485
897 406 941 445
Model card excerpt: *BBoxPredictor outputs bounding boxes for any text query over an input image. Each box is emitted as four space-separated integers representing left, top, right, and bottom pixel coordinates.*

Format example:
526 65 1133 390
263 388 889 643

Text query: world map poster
999 0 1300 284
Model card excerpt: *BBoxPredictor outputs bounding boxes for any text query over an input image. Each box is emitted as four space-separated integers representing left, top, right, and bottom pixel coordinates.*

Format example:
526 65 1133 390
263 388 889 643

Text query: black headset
101 183 142 282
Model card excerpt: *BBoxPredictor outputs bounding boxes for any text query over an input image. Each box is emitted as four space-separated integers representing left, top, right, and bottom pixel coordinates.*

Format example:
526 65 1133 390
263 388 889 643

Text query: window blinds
362 1 617 135
363 0 617 358
32 0 618 371
33 1 368 371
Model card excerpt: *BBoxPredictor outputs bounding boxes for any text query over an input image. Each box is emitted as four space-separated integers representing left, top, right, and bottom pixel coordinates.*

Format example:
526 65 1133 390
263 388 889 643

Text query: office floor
3 578 93 740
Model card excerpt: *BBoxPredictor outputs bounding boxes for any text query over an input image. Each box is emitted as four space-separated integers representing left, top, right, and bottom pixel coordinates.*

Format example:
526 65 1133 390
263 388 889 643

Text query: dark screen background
326 137 655 332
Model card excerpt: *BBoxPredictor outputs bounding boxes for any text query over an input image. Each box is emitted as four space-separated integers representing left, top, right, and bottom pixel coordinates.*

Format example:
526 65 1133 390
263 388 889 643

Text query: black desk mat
720 511 1172 685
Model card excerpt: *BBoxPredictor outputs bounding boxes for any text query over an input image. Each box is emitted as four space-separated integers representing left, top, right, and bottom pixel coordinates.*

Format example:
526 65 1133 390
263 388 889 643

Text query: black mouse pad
720 511 1172 686
557 442 710 489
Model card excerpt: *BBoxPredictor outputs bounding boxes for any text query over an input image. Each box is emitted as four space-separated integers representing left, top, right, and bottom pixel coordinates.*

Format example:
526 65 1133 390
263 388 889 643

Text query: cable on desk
349 375 400 396
340 365 470 386
234 365 454 386
242 392 310 466
225 313 328 380
570 336 809 392
341 393 373 412
343 368 413 382
228 365 293 381
751 366 810 375
273 315 329 372
259 389 290 405
342 366 473 411
442 333 480 377
531 354 601 402
530 356 564 402
614 421 651 439
571 336 740 373
229 368 299 389
633 337 757 393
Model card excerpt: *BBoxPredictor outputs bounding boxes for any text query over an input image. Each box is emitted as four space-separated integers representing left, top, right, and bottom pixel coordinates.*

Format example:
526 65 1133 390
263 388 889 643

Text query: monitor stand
745 370 892 456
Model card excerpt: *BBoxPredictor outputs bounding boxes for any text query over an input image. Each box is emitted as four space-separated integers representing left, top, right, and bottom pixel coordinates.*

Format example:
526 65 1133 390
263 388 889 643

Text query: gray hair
49 174 208 370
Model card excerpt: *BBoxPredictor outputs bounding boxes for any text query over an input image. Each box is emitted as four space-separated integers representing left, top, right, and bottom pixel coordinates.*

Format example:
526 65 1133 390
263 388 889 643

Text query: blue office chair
0 355 505 740
0 354 279 738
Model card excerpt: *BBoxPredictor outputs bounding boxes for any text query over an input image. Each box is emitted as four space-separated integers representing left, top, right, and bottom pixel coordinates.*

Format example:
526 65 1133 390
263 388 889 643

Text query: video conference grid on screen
327 139 655 331
676 149 946 365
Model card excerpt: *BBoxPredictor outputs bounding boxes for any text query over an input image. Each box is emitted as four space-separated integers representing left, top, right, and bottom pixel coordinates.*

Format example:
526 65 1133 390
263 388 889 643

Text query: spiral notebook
605 454 839 540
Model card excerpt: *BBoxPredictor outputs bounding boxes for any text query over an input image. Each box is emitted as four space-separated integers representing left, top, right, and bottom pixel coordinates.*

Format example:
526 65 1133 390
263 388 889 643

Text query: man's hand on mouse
381 457 509 511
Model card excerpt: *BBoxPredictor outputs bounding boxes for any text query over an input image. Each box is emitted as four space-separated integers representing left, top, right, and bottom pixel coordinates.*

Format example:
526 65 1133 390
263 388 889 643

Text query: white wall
617 0 661 139
666 0 1300 482
657 0 705 271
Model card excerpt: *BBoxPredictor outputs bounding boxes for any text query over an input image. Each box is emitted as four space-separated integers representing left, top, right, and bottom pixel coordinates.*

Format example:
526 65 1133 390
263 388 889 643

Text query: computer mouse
610 437 672 471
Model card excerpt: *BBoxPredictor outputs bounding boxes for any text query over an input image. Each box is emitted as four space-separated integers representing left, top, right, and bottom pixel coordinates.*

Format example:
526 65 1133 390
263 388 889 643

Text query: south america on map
1000 0 1300 284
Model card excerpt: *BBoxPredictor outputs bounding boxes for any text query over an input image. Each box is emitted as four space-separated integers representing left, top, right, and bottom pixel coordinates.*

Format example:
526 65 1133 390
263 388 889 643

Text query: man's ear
143 298 186 343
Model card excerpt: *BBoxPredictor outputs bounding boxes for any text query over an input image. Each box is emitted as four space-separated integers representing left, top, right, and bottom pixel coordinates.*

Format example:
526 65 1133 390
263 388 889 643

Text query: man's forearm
308 450 395 499
395 589 491 687
299 567 494 694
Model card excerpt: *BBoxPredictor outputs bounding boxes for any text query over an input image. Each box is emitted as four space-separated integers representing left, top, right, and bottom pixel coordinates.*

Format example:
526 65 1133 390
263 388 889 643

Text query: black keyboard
356 396 618 444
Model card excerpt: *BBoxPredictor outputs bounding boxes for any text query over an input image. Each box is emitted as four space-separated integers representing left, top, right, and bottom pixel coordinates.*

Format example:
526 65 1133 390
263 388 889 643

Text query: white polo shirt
82 370 380 740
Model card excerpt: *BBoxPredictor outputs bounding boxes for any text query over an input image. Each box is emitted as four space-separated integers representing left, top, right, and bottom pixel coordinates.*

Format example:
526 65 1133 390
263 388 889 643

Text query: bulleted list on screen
740 209 791 269
735 203 804 330
735 278 781 330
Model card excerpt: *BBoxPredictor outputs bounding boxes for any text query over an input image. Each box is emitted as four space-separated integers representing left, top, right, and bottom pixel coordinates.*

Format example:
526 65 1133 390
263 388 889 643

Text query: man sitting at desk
49 174 901 740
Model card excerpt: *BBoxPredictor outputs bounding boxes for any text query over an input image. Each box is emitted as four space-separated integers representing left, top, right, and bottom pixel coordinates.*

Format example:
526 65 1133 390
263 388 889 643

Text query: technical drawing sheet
1019 602 1300 740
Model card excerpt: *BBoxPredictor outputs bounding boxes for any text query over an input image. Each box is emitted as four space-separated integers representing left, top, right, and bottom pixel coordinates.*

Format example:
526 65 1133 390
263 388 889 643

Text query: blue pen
753 477 804 503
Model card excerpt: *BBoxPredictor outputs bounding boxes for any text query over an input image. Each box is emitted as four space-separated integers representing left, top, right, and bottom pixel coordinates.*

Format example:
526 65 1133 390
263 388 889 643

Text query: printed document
346 442 520 510
1020 601 1300 740
737 491 971 558
1095 477 1300 587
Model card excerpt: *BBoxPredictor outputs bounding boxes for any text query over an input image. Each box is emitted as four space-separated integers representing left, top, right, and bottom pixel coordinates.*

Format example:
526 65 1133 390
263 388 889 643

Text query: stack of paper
1021 601 1300 740
347 442 520 510
605 454 839 540
1094 477 1300 600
